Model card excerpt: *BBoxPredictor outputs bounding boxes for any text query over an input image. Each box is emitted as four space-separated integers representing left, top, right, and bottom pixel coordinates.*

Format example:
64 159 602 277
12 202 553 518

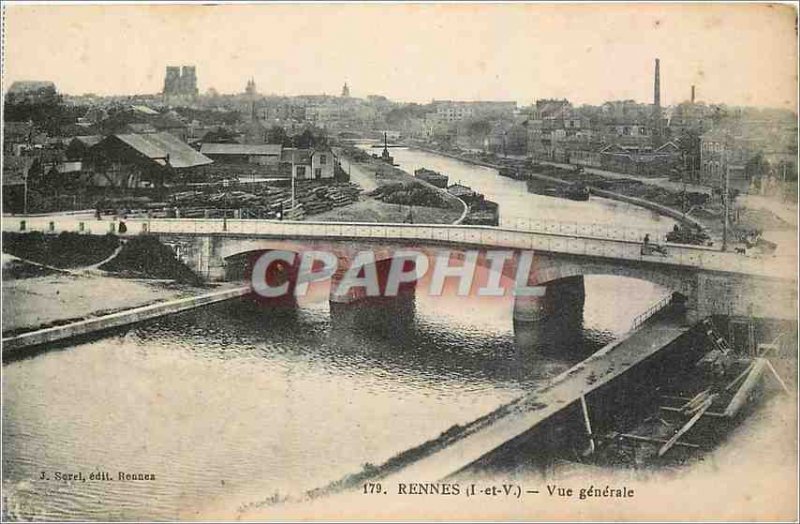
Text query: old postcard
1 2 798 521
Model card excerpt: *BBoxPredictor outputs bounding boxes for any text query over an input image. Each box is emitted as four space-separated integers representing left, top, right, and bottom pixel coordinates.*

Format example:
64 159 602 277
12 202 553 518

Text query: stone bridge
8 216 797 327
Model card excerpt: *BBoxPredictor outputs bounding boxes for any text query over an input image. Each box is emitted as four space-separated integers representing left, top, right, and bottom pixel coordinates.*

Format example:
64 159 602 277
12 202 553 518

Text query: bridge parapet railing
631 294 673 331
500 215 666 244
4 216 794 280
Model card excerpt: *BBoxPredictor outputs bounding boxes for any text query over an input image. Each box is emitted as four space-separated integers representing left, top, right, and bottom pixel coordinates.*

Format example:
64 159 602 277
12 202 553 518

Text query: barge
498 166 528 180
447 183 499 226
414 167 449 189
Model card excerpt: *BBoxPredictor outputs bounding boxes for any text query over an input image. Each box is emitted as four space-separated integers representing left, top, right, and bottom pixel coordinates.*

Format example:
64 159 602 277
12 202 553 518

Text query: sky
2 2 798 109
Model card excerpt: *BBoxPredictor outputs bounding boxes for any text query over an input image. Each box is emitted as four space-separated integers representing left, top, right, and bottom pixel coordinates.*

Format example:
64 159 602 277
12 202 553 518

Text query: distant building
5 81 58 105
245 78 258 96
163 65 199 103
700 121 798 192
260 102 306 122
341 82 350 98
436 102 474 122
433 100 517 122
533 99 572 120
6 80 57 94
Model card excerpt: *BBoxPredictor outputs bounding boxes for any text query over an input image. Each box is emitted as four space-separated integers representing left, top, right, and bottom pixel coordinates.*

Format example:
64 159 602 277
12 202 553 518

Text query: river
357 145 678 237
2 147 673 521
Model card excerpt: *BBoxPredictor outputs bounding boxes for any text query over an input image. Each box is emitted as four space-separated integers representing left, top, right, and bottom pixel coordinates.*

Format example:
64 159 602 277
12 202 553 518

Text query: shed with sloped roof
86 132 212 187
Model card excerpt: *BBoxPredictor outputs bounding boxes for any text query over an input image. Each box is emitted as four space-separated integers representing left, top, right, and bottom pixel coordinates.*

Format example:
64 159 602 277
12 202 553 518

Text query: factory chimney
691 85 696 104
652 58 663 145
654 58 661 109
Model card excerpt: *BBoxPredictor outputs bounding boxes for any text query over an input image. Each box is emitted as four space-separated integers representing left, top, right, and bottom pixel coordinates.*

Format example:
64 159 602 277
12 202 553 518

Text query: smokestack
691 85 696 104
654 58 661 109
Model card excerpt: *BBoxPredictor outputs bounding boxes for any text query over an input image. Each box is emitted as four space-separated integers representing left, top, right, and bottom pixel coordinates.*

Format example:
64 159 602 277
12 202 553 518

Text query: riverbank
2 270 209 337
1 235 237 353
407 144 794 247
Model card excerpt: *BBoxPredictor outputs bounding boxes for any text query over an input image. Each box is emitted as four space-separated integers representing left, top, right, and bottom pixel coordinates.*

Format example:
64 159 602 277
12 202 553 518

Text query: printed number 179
363 482 383 494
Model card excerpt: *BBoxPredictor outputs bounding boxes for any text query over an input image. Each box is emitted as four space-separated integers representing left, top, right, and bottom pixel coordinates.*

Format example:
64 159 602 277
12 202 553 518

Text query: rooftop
100 132 213 169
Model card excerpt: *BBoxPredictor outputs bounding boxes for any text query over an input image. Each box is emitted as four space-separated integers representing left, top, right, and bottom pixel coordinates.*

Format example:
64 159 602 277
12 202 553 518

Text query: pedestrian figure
95 206 101 221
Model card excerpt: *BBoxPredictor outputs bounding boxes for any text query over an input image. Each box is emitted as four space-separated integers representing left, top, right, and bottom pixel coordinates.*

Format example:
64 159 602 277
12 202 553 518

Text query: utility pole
722 145 730 252
682 153 688 214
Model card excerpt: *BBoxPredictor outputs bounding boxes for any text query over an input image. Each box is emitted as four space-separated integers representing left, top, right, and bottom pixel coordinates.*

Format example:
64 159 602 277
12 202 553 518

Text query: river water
2 148 673 521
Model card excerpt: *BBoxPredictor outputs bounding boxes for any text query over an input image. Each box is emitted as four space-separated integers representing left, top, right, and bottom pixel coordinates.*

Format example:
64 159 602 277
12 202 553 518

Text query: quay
377 309 695 482
2 285 250 357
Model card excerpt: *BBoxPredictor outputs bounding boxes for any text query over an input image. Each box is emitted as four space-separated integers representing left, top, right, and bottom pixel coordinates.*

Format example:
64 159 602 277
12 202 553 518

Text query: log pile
168 182 362 219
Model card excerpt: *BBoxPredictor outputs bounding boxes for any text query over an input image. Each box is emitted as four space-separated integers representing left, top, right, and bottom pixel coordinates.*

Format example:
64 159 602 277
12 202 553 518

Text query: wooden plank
659 397 714 457
659 406 727 418
765 359 790 394
660 395 695 402
580 395 595 456
724 361 756 393
681 388 711 414
614 433 701 449
723 359 767 418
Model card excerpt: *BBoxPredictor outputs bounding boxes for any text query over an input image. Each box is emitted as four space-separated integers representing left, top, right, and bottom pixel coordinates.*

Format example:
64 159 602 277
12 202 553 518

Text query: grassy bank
99 235 204 286
2 231 120 268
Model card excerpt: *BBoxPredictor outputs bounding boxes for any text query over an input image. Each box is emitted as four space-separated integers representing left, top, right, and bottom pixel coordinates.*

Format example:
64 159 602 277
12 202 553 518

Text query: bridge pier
329 256 419 305
513 276 585 352
329 291 416 337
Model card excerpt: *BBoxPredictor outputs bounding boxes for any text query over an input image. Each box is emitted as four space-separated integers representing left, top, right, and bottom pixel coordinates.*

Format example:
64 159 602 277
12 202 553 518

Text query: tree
4 85 73 135
267 125 289 146
745 152 771 182
291 128 327 149
202 126 239 143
